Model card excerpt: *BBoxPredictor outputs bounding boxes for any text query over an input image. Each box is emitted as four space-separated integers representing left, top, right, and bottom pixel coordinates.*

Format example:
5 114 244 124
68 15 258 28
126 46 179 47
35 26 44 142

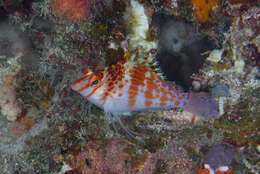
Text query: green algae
78 21 91 31
214 62 229 71
185 146 201 162
214 88 260 146
124 143 168 172
177 126 215 142
124 144 150 169
91 24 107 38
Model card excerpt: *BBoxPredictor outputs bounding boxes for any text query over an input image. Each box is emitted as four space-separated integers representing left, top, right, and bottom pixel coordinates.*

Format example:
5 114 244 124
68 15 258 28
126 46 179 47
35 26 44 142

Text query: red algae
196 168 210 174
51 0 96 21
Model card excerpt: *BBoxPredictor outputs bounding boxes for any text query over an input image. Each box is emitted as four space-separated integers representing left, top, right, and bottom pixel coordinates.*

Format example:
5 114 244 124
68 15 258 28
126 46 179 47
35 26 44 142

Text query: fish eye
92 80 99 85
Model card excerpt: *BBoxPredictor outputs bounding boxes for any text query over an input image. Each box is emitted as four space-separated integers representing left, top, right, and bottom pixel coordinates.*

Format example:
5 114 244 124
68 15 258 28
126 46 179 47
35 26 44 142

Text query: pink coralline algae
59 139 131 174
51 0 97 21
55 138 195 174
0 76 22 121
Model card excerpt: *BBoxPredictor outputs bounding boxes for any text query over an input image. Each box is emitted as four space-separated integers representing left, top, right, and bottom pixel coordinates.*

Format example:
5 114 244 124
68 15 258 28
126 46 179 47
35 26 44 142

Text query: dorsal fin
123 48 166 80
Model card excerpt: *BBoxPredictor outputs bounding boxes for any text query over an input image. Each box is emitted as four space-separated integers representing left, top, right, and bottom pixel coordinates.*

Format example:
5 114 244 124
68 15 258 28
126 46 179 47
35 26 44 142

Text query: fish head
71 69 104 99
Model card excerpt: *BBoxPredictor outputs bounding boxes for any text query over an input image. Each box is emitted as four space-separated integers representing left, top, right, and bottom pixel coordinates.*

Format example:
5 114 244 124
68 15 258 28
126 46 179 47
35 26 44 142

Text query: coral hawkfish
71 49 219 122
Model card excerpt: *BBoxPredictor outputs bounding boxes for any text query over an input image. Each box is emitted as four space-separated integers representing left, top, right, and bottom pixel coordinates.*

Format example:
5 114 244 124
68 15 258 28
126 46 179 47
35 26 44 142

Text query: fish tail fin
183 92 220 119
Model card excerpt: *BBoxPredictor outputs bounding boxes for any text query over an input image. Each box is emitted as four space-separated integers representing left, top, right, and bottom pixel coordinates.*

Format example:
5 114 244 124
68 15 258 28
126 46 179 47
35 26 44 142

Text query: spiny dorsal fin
124 48 166 80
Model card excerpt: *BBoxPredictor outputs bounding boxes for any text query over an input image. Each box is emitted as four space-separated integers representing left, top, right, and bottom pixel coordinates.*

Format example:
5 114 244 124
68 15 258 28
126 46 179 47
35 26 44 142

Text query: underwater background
0 0 259 173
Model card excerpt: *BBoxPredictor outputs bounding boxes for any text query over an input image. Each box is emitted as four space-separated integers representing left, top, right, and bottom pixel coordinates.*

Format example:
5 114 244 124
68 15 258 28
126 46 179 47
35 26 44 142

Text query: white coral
124 0 157 53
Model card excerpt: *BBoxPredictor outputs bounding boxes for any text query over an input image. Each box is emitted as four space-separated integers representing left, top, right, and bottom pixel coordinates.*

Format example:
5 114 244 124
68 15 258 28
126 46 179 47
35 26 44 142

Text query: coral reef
230 6 260 69
10 114 36 137
54 139 131 174
214 89 260 147
0 22 31 60
0 76 22 121
0 0 259 174
0 22 38 70
54 138 196 174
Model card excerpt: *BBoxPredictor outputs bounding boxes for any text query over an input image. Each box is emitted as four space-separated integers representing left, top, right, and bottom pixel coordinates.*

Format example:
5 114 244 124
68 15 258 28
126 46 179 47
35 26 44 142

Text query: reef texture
230 6 260 69
0 76 22 121
0 0 259 174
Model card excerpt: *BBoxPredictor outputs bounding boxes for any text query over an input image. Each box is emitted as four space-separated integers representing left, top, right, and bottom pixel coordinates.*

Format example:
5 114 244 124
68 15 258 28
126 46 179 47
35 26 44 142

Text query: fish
71 49 219 131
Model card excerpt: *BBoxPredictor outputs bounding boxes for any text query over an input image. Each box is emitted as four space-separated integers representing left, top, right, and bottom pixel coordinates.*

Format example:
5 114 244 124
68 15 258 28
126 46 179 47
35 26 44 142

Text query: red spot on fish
128 65 147 107
87 86 101 97
101 62 126 104
160 102 166 106
145 91 154 99
175 101 180 106
145 100 153 107
160 96 168 101
178 96 183 100
83 69 90 76
162 81 167 87
144 72 158 108
160 88 167 96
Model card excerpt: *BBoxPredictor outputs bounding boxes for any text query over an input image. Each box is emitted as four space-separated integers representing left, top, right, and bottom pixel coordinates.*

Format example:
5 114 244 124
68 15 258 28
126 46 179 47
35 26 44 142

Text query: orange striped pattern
144 73 157 107
72 57 191 112
71 53 219 118
128 65 147 107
